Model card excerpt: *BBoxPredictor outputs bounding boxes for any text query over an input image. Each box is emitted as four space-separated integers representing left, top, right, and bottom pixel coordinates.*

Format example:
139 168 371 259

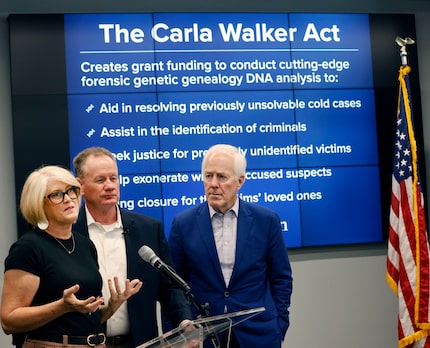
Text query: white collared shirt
86 205 129 336
210 198 239 287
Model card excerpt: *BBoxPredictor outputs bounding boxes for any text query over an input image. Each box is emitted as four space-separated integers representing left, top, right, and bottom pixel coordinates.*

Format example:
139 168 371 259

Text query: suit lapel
231 200 253 283
196 203 225 281
74 205 89 237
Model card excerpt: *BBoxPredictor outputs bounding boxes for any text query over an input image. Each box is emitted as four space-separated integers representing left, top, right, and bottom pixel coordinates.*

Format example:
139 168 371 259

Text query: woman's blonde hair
20 165 81 227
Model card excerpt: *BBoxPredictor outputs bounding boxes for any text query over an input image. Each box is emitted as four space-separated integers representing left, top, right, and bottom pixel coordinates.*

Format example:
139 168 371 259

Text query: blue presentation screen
63 13 382 247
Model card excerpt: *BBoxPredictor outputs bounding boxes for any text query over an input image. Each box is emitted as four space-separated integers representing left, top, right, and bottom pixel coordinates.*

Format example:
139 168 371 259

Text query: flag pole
396 36 415 66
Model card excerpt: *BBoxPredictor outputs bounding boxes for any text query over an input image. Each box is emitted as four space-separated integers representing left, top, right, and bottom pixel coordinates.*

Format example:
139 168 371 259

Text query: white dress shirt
210 198 239 287
86 205 129 337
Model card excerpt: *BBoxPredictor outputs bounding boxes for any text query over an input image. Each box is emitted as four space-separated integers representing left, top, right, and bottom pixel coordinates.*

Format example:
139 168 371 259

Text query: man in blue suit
168 144 293 348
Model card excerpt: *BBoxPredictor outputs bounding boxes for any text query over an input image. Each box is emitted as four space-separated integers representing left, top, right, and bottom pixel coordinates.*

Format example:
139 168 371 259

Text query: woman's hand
109 275 143 303
100 276 143 323
62 284 104 314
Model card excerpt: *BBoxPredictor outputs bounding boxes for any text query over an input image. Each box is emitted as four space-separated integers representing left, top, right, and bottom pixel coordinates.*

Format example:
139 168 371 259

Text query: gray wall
1 2 430 347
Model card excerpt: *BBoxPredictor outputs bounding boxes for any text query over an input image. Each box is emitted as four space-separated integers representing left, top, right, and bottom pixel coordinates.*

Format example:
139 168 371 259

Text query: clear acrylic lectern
136 307 265 348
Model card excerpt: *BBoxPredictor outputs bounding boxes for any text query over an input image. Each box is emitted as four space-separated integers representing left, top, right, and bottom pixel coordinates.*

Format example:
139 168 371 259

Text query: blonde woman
1 165 142 348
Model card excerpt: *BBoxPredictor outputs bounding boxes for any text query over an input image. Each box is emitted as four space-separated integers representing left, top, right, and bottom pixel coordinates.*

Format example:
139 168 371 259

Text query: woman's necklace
52 233 76 254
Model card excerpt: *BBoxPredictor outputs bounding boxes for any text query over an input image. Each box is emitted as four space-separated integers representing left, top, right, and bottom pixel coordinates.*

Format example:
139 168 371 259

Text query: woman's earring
37 221 49 230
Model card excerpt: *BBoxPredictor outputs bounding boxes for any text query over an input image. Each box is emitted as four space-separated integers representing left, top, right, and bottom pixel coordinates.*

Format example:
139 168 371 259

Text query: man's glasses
46 186 80 204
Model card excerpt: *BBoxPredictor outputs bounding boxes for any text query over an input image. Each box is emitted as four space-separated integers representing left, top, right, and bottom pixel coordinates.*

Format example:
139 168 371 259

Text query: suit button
224 291 230 297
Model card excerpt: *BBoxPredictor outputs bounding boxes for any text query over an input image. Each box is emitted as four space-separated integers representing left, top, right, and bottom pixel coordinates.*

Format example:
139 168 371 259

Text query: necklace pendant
52 233 76 254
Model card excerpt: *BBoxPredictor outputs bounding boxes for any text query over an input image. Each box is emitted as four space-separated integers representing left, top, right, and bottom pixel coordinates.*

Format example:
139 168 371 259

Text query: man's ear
76 177 84 194
237 175 245 190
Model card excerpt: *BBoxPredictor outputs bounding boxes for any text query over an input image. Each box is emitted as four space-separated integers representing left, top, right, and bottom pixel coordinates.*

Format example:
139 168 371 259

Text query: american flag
387 65 430 348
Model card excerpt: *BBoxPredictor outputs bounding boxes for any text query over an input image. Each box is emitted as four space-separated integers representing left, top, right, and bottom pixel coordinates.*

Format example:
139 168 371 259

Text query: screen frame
8 13 426 246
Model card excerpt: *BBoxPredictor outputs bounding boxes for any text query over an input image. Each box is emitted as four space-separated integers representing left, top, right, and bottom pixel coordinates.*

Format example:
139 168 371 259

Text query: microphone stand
183 290 221 348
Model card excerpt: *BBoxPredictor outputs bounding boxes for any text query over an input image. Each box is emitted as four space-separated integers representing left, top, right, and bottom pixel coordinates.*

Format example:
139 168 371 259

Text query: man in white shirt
73 147 193 348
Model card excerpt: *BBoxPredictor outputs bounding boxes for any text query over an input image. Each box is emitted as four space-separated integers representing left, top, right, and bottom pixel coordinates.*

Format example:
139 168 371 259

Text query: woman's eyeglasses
46 186 80 204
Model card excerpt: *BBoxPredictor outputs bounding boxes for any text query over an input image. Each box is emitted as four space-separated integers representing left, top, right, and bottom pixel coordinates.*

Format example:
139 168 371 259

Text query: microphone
139 246 220 348
138 245 191 294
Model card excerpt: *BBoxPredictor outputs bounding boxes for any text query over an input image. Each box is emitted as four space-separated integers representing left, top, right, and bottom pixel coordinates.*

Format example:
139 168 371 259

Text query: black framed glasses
46 186 80 204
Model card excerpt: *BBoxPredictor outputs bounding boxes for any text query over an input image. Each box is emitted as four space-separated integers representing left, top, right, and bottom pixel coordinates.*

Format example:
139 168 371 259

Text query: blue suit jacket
168 199 293 347
74 205 193 347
